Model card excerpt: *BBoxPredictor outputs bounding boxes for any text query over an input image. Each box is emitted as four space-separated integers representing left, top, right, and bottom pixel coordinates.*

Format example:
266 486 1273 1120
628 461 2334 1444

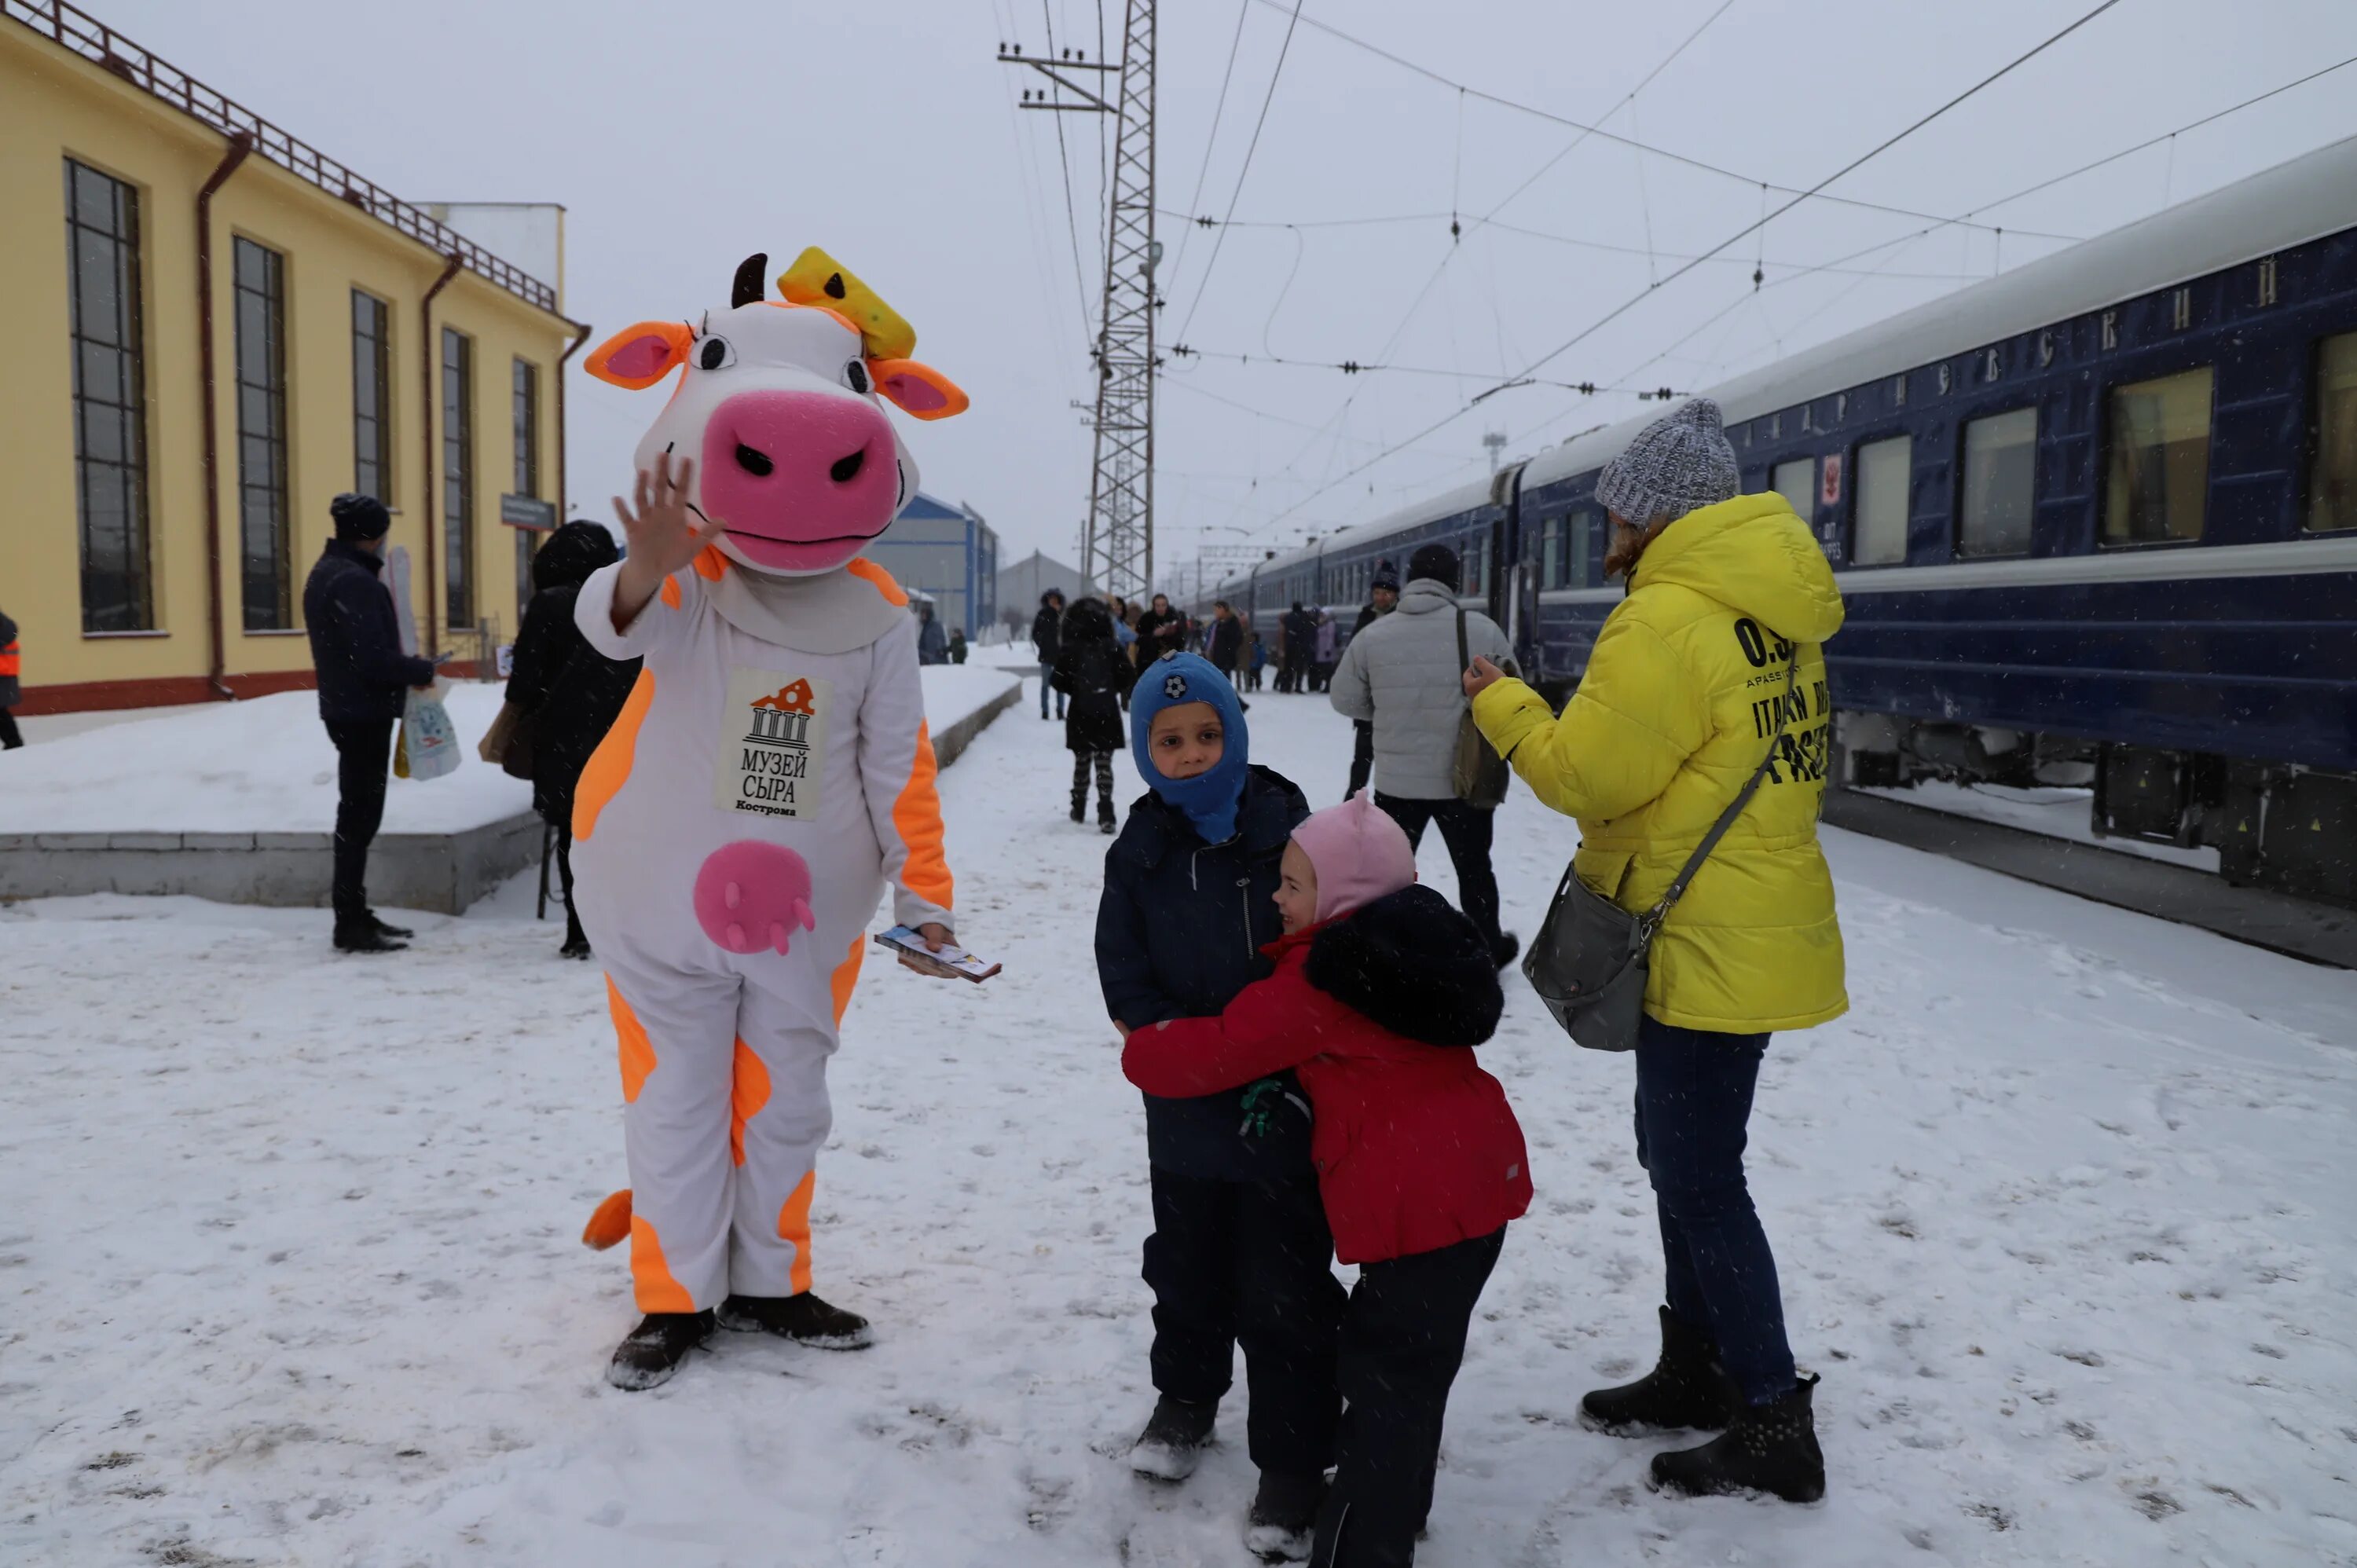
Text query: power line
1173 0 1305 345
1253 0 2126 534
1952 48 2357 222
1508 0 2123 386
1167 340 1675 399
1040 2 1097 343
1157 203 1998 281
1166 0 1252 301
1245 0 2079 244
1240 0 1752 509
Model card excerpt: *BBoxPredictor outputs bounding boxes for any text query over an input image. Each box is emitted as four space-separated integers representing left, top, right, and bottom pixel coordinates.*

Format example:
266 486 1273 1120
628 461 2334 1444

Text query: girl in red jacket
1122 792 1530 1567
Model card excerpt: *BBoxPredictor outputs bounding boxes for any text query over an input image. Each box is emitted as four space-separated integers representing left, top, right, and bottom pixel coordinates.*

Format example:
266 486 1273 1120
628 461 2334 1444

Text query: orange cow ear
871 358 970 421
587 321 694 390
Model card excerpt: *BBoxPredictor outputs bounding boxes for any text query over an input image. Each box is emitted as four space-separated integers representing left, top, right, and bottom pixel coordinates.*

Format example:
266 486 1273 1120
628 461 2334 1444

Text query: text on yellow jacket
1472 491 1848 1033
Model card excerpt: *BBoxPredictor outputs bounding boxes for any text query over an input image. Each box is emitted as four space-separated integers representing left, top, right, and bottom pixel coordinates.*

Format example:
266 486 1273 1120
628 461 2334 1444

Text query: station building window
2309 332 2357 533
1772 457 1815 521
351 291 392 504
233 237 292 630
64 158 153 633
1852 435 1912 566
1959 407 2037 557
512 357 541 628
442 327 475 629
2105 367 2212 545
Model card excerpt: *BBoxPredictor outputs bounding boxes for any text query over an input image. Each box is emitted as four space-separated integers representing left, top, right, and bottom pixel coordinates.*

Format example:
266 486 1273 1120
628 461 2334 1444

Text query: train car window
1539 517 1562 588
1772 458 1815 521
1853 435 1912 566
2103 367 2212 545
2308 332 2357 532
1465 536 1486 595
1959 407 2037 557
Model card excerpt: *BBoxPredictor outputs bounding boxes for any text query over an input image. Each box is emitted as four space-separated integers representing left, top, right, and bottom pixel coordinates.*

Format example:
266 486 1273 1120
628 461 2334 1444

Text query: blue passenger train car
1205 135 2357 904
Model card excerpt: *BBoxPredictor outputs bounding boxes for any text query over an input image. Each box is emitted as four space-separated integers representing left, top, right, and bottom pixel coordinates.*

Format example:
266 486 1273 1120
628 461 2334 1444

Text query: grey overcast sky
87 0 2357 587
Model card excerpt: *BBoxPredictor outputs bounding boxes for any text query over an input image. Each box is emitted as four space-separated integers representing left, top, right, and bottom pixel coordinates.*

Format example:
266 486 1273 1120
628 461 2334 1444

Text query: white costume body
573 559 950 1311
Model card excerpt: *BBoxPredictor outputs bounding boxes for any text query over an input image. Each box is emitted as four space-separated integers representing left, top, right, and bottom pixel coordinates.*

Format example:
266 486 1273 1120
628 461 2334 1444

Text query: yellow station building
1 2 584 713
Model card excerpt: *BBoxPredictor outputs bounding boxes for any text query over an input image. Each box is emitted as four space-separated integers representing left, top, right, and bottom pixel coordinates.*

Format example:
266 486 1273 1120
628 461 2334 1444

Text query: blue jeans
1039 664 1065 718
1633 1016 1797 1406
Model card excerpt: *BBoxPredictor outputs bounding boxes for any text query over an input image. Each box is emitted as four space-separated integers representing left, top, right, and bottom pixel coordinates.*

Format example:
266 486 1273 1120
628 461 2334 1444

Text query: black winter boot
717 1291 874 1350
1581 1306 1740 1435
1128 1394 1219 1481
605 1309 714 1390
1071 800 1087 824
1650 1373 1824 1503
367 910 414 940
1243 1469 1324 1562
334 919 406 954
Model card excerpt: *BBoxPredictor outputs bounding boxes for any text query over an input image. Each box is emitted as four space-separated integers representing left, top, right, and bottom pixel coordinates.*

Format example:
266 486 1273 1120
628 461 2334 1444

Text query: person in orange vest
0 606 22 750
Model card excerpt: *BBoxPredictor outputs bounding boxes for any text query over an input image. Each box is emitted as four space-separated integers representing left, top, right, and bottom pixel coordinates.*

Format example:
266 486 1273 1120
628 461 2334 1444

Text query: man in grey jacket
1329 543 1518 966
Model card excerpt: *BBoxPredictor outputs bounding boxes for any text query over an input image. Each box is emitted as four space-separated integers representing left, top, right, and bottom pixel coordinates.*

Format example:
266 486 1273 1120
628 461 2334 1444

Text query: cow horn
731 252 768 310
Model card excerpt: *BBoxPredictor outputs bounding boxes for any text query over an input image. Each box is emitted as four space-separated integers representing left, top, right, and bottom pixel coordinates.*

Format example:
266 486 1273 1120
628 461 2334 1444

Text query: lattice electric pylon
1000 2 1158 602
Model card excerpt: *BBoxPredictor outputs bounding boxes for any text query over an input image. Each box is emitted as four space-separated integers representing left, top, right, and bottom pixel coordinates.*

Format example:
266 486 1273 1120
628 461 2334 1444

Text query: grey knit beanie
1593 398 1741 524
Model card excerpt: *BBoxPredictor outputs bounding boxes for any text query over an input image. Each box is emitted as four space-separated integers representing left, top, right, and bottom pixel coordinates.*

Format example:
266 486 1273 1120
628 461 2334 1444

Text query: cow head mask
585 247 969 577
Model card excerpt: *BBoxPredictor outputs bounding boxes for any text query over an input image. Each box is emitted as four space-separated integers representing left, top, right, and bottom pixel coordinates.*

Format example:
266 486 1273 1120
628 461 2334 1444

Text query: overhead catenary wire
1248 0 2128 536
1165 0 1252 306
1039 1 1098 347
1241 0 2079 244
1174 0 1307 346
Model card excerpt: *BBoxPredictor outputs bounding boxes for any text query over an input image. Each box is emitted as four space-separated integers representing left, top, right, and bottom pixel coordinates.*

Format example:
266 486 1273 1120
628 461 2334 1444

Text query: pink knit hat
1290 791 1418 924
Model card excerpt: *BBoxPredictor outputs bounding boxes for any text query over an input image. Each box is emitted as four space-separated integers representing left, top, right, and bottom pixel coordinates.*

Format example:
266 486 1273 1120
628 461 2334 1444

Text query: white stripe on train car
1536 533 2357 606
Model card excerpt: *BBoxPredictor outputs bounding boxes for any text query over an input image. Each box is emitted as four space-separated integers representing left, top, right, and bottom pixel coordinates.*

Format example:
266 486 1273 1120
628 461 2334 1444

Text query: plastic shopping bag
394 682 462 781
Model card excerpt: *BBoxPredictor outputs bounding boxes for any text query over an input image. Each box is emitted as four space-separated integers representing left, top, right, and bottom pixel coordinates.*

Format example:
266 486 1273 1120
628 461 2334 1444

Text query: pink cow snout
698 389 899 573
693 841 818 956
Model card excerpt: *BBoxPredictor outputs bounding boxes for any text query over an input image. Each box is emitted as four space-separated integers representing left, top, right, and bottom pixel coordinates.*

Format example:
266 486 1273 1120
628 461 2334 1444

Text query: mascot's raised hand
608 454 724 628
566 247 969 1391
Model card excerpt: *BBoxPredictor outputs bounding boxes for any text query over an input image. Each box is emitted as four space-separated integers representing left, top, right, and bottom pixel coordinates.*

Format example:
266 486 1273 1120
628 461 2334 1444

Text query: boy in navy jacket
1095 652 1342 1560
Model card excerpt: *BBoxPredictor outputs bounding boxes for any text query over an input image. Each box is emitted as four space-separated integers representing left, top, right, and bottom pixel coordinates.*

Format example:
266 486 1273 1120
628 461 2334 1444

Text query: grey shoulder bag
1522 656 1799 1052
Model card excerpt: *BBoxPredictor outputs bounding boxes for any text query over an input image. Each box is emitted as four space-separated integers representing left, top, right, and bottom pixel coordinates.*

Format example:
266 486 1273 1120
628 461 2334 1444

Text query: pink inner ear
879 370 949 412
606 333 681 380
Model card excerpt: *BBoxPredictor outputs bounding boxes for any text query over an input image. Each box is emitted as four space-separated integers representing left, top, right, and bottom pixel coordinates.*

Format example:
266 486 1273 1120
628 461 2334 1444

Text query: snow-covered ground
3 687 2353 1566
0 670 1017 838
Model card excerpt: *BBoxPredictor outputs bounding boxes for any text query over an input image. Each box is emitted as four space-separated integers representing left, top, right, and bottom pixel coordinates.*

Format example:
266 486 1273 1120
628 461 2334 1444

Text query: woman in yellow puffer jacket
1464 397 1842 1504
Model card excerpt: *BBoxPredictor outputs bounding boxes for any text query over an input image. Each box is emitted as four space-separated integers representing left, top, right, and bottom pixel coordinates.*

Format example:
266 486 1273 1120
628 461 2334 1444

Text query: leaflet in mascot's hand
566 245 974 1391
875 925 1001 982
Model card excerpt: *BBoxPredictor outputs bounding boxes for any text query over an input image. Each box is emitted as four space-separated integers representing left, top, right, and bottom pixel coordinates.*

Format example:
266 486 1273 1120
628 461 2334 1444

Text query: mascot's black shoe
717 1292 874 1350
606 1310 715 1391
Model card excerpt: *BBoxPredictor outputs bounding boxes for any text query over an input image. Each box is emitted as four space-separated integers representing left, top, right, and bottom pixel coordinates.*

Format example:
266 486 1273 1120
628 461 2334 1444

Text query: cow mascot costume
573 248 968 1389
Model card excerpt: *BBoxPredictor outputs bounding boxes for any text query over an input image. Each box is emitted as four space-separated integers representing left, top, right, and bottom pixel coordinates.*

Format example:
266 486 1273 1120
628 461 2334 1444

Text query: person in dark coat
1345 561 1401 799
1207 599 1245 681
947 627 968 665
1278 601 1316 694
1031 589 1067 720
1095 652 1343 1556
915 600 949 665
1134 593 1186 665
1124 791 1529 1566
1050 597 1128 833
0 606 22 750
503 520 640 958
302 493 440 954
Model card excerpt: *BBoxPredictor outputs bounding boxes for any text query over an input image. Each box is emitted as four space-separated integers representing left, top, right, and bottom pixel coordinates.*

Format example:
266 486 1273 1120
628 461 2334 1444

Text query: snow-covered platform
0 669 1019 912
3 681 2352 1566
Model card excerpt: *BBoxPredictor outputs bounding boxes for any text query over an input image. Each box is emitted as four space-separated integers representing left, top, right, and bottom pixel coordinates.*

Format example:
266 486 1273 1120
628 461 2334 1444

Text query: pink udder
693 841 819 956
